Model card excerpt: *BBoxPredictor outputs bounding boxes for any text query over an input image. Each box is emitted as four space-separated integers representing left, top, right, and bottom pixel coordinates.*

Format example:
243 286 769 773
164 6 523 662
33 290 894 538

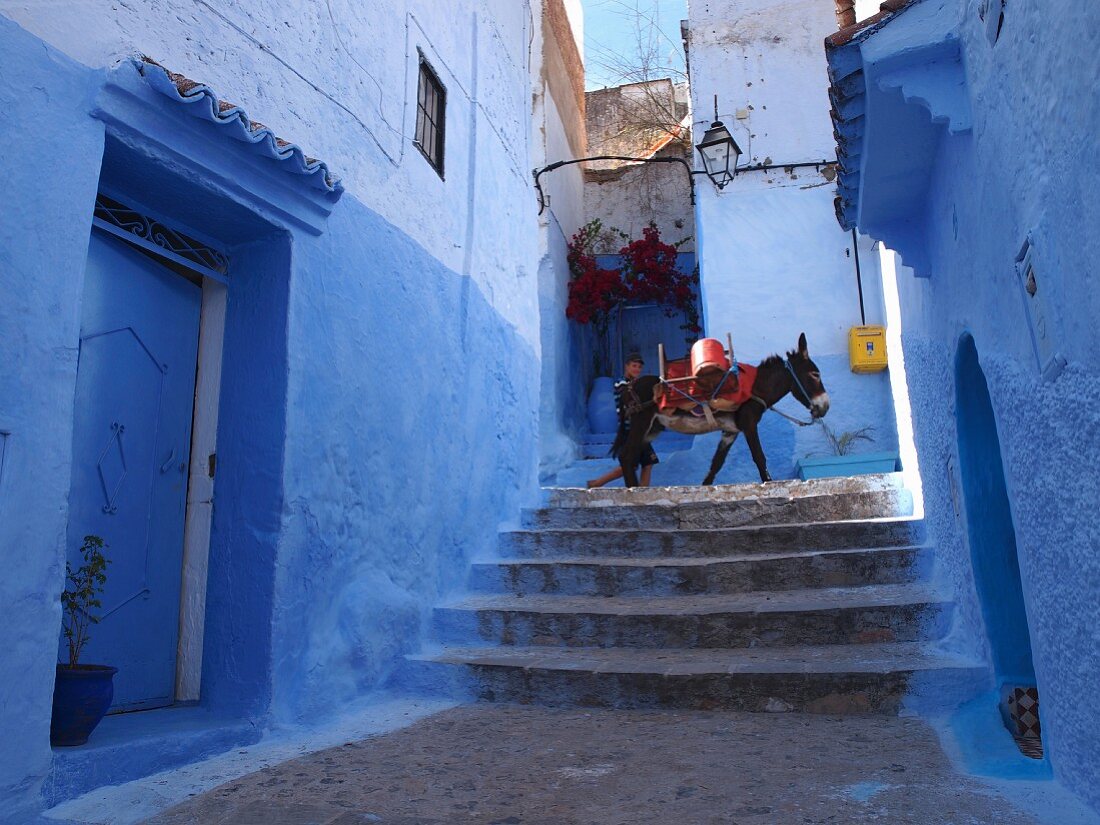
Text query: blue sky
581 0 688 90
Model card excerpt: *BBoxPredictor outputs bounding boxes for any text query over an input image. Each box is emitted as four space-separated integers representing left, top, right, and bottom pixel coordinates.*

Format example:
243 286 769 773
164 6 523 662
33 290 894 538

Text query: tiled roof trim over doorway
137 57 344 195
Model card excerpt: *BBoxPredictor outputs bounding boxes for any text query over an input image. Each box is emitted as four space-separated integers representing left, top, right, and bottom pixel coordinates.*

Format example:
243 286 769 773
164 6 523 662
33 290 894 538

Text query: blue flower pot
50 664 118 747
795 451 900 480
587 377 619 435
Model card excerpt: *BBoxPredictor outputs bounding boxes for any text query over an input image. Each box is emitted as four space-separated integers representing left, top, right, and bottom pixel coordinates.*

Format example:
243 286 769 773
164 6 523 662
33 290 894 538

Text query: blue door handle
160 448 177 474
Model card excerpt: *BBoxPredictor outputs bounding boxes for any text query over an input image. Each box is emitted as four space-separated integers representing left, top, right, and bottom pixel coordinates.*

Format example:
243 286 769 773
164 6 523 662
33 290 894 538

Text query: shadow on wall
955 334 1038 714
270 195 542 722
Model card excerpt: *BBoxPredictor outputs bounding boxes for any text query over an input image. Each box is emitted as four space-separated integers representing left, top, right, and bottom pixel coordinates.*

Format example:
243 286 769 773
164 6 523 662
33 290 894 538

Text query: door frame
70 57 338 723
177 276 226 702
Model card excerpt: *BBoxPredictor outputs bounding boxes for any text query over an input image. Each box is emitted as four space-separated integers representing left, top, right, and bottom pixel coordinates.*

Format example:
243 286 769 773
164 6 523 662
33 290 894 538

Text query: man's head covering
625 352 644 365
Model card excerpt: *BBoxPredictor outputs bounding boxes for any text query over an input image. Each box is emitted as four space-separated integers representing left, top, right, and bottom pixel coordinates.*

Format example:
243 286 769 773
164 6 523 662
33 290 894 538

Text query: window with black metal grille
414 58 446 178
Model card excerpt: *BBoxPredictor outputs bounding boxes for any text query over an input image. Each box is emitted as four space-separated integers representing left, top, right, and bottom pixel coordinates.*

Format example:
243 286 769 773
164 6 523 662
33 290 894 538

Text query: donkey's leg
702 431 739 486
741 414 771 482
619 412 652 488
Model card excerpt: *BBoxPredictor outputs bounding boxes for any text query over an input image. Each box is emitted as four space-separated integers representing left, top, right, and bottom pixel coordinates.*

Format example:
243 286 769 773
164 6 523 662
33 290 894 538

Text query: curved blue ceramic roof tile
137 57 343 195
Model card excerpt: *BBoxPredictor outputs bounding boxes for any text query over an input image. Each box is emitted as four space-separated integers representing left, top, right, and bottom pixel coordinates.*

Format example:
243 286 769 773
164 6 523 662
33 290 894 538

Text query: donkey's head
787 333 830 419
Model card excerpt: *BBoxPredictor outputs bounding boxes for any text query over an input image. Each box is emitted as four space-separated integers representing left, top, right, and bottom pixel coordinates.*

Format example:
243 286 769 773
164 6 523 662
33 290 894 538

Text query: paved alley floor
142 704 1092 825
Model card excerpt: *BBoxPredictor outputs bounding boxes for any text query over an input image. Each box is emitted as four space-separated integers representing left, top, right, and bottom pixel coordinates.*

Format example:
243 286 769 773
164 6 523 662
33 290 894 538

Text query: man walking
587 353 659 488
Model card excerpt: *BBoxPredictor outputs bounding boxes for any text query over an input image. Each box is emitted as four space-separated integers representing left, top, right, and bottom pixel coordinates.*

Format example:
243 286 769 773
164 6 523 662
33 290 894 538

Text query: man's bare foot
586 479 599 489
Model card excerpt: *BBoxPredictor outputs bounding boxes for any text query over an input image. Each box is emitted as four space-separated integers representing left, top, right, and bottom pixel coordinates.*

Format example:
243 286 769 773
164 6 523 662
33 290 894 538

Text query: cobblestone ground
145 705 1061 825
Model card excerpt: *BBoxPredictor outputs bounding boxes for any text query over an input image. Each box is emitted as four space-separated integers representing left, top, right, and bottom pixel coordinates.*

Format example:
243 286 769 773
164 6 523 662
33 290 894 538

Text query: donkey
613 333 830 487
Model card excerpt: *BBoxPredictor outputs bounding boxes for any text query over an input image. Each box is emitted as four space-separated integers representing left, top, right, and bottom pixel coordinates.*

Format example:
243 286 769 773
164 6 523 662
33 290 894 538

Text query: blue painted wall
841 0 1100 807
0 10 542 816
538 213 589 479
270 197 539 720
0 18 106 821
954 335 1035 686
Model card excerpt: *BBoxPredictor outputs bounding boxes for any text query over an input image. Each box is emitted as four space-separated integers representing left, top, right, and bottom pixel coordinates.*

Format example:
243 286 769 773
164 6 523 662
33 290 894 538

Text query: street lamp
696 97 742 189
532 94 831 212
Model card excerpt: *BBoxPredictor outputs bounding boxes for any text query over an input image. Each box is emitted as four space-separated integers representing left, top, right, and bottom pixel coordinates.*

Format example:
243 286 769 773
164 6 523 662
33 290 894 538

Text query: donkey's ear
798 332 808 356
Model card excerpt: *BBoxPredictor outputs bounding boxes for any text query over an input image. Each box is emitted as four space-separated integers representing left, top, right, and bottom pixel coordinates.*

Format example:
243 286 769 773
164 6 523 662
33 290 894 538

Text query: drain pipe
852 228 866 325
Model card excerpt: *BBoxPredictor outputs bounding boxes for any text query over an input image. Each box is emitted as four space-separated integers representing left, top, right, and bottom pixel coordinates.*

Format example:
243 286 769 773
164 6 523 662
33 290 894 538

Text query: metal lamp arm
532 155 704 215
532 156 836 214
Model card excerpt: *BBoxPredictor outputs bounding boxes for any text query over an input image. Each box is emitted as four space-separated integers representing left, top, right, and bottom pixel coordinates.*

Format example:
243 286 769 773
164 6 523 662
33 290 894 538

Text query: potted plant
796 423 900 479
50 535 116 747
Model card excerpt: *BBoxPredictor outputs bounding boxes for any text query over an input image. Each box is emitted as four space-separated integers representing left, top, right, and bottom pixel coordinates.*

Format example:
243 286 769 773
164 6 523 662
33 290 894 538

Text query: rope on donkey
749 395 816 427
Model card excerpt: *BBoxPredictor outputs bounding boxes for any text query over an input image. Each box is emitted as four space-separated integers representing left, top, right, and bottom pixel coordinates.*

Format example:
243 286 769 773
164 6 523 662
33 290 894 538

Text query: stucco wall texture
0 22 105 824
534 0 589 479
0 0 540 342
0 1 562 815
853 0 1100 809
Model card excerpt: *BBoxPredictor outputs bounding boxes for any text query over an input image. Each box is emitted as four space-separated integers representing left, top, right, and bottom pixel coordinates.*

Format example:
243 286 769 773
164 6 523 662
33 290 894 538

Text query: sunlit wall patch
978 0 1006 45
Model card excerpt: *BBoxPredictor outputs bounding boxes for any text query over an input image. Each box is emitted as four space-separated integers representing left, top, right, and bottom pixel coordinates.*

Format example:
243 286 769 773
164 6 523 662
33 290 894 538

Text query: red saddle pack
656 338 757 413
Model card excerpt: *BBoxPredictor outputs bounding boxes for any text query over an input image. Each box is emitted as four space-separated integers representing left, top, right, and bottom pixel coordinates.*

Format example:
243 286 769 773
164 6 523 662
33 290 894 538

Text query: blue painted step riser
433 603 951 649
499 521 925 559
469 547 931 597
521 490 913 530
41 721 259 808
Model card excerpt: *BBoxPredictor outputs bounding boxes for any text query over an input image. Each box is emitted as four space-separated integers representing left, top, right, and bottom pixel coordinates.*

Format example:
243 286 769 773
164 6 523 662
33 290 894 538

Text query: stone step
499 518 924 559
522 488 913 531
401 642 987 714
543 472 906 509
581 429 695 459
469 545 931 597
434 583 951 649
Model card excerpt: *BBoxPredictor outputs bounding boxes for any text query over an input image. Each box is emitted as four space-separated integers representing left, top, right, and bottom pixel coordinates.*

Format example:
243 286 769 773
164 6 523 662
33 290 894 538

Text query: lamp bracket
532 155 699 215
531 156 838 212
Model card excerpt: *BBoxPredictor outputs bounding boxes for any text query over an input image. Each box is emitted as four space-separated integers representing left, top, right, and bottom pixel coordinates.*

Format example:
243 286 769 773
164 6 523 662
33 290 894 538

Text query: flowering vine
566 220 701 364
618 224 701 337
565 220 624 330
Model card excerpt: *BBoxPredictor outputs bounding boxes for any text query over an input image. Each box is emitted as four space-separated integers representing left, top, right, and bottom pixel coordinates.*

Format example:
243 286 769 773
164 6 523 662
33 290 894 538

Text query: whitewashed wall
0 0 542 346
684 0 898 471
585 160 696 253
534 0 589 474
687 0 865 359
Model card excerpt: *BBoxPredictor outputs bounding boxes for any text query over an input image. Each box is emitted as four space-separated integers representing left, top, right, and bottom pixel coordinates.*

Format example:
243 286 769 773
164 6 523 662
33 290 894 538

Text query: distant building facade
584 78 695 253
580 78 700 400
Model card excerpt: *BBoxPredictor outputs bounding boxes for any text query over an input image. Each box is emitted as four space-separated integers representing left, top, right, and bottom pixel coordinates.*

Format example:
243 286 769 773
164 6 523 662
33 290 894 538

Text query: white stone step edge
542 472 907 509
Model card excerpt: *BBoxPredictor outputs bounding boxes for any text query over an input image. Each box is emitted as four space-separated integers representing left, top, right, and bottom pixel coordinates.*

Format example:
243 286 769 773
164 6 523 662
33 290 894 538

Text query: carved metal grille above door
92 193 229 282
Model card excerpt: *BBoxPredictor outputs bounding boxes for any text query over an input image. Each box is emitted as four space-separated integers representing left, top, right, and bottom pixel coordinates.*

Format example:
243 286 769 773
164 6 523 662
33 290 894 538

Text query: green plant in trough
816 421 875 456
61 535 110 667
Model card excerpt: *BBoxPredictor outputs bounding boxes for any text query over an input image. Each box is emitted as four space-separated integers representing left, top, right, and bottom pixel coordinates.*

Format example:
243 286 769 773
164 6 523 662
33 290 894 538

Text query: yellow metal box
849 325 888 373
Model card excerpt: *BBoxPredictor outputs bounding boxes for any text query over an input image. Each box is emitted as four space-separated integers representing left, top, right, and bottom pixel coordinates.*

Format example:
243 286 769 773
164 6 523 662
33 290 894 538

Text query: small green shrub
816 421 875 456
61 535 110 667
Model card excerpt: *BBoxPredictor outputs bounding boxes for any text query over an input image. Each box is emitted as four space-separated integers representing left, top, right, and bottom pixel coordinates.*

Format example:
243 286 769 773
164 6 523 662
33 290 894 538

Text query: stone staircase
403 474 986 714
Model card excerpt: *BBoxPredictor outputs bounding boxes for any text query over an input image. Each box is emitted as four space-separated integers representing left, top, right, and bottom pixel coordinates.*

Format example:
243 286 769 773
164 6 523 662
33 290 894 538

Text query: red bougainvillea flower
566 220 701 339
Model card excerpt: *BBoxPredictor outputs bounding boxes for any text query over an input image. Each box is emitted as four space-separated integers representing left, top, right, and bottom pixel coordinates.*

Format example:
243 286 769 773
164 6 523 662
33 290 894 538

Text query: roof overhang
825 0 970 275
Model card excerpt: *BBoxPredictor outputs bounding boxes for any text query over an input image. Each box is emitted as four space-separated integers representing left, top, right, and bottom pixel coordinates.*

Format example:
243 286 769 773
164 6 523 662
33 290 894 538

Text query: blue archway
954 334 1035 686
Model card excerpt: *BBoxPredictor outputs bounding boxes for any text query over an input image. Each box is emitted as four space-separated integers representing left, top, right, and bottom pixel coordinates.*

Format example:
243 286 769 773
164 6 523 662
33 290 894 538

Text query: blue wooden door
616 303 695 368
64 229 202 711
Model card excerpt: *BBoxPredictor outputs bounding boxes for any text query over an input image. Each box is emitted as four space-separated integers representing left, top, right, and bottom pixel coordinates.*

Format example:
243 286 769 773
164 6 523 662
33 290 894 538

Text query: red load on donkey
656 336 757 415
